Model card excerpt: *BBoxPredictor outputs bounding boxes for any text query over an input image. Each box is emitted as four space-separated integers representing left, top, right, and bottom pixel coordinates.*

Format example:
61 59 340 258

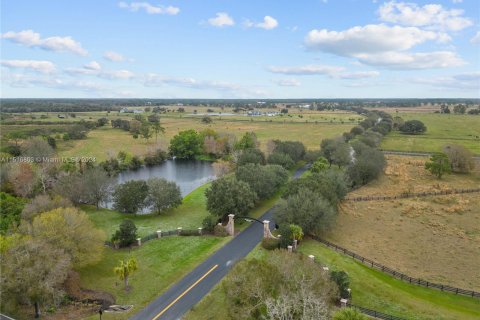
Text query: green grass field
186 242 480 320
381 113 480 154
298 240 480 320
78 236 228 320
83 183 210 238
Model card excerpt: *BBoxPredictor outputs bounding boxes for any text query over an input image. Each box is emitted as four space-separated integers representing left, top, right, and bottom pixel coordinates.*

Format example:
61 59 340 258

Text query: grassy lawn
298 240 480 320
83 183 210 238
381 113 480 154
78 236 229 320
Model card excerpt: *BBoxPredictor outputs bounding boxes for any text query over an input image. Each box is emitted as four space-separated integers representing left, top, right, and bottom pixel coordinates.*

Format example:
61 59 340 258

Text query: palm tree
114 258 138 290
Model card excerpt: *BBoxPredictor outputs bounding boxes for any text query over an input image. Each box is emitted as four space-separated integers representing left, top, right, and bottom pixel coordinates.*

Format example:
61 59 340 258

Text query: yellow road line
151 264 219 320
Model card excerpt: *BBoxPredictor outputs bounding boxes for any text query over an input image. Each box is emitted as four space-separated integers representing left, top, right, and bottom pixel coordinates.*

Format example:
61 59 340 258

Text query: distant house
120 108 143 114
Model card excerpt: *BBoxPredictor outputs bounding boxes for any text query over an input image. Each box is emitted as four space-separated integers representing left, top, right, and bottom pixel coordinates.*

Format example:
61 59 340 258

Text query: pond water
104 159 215 211
116 159 215 196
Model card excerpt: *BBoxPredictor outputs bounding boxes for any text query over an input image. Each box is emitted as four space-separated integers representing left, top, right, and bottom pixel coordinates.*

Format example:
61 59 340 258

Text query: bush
399 120 427 134
202 215 219 232
271 140 305 162
111 219 138 248
330 270 350 299
267 152 294 169
443 144 475 173
169 129 203 159
303 149 323 162
347 142 385 188
261 238 280 250
213 224 228 237
236 164 288 200
179 229 201 236
144 149 167 166
333 308 369 320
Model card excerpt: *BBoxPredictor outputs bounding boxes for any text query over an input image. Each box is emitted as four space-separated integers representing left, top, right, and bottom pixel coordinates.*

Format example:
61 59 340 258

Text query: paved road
129 165 309 320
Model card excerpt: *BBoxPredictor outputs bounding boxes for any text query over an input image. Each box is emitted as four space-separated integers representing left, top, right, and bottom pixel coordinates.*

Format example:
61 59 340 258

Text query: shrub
333 308 369 320
144 149 167 166
202 215 218 232
237 148 265 166
443 144 475 173
179 229 201 236
261 238 280 250
330 270 350 299
111 219 138 247
236 164 288 200
213 224 229 237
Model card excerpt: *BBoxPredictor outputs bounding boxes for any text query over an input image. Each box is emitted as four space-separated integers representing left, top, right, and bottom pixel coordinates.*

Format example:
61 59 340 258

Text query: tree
399 120 427 135
0 237 71 318
425 153 451 178
47 136 56 149
21 194 72 221
82 167 114 208
140 123 152 142
347 142 385 187
169 129 203 159
275 188 337 236
27 207 106 267
350 126 364 136
212 160 232 177
201 116 212 124
453 104 466 114
144 149 167 166
9 163 36 197
205 177 257 219
114 258 138 290
111 219 138 247
311 156 329 173
97 117 109 126
443 144 475 173
223 250 337 320
113 180 149 213
236 164 288 200
151 121 165 143
333 308 369 320
146 178 182 214
21 137 55 159
237 148 266 166
0 192 27 234
271 140 306 162
235 132 258 150
267 152 294 169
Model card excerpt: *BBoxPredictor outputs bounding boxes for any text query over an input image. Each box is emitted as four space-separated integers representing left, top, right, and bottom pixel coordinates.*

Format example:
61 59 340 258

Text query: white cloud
337 71 380 79
305 24 449 56
378 1 472 31
273 78 301 87
412 72 480 90
356 51 465 69
84 61 101 71
452 0 463 3
470 31 480 45
99 70 135 80
118 2 179 15
1 60 56 74
245 16 278 30
1 30 88 56
208 12 235 27
104 51 125 62
268 64 344 75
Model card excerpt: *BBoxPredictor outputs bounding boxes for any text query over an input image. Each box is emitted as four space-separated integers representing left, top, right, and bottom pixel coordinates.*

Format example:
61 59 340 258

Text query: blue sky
1 0 479 98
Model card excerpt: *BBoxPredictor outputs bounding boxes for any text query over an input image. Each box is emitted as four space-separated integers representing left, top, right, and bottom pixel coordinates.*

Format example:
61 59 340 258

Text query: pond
104 159 215 211
116 159 215 197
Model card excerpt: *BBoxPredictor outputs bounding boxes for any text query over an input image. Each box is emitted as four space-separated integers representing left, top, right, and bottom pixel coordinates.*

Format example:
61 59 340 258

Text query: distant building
57 114 65 118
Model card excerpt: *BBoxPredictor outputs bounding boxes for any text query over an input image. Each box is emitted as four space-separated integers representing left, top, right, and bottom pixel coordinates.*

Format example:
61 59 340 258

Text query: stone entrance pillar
263 220 276 239
226 214 235 236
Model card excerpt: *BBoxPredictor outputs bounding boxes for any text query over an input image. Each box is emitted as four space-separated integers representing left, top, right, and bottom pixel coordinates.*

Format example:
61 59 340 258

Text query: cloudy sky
1 0 479 98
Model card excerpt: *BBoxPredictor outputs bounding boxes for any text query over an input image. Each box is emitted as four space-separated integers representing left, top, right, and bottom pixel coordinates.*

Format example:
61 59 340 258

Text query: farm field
380 113 480 154
327 155 480 291
57 116 355 161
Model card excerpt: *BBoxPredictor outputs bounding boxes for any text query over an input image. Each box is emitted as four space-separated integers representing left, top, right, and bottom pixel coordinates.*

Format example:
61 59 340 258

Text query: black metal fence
310 236 480 298
346 303 407 320
105 228 202 248
344 188 480 202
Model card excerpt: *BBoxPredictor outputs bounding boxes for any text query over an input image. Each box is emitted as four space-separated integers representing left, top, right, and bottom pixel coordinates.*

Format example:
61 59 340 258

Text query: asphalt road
129 165 309 320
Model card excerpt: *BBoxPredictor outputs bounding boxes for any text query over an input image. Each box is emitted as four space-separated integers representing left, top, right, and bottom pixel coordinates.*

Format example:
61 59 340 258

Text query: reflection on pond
116 159 215 197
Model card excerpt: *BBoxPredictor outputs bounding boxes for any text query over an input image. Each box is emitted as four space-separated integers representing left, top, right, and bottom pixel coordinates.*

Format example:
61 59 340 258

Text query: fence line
382 150 480 159
310 236 480 298
344 188 480 202
346 303 407 320
105 228 202 247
